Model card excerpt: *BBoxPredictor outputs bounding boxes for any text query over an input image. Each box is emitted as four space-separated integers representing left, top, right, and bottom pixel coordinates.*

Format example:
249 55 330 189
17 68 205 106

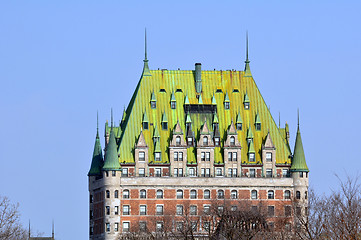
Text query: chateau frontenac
88 34 309 240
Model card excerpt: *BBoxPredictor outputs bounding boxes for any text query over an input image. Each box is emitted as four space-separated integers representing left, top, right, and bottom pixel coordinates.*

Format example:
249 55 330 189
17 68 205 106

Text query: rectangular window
268 206 275 217
187 137 193 146
155 152 161 161
201 168 205 177
266 152 272 162
216 168 222 176
205 168 210 177
106 206 110 215
283 169 290 178
139 222 147 232
139 151 145 161
237 123 242 130
191 221 197 231
201 152 205 161
244 102 250 110
285 206 292 216
162 122 168 130
233 152 237 161
123 205 130 215
155 168 161 177
106 223 110 232
233 168 237 177
115 206 119 215
300 172 304 178
176 222 183 231
179 168 183 177
115 223 119 232
156 205 163 215
206 152 210 161
112 170 116 176
179 152 183 161
189 168 195 177
215 137 220 146
123 222 129 232
174 152 178 161
224 102 230 109
139 168 145 177
156 222 163 232
228 168 232 177
190 205 197 215
140 205 147 215
255 123 261 131
250 169 255 178
204 205 210 214
171 101 176 109
142 122 149 130
176 205 183 215
203 221 210 231
151 101 156 109
249 153 255 162
122 168 128 177
228 152 232 161
174 168 178 177
266 169 273 178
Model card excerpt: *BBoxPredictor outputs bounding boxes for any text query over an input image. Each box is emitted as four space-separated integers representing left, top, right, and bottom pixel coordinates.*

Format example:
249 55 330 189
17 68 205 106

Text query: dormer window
203 136 208 146
247 138 252 145
176 136 181 145
214 137 220 146
162 122 168 130
187 137 193 146
142 122 149 130
230 136 235 146
151 101 156 109
266 152 272 162
224 102 230 110
236 123 242 131
244 102 250 110
255 123 261 131
155 152 161 161
249 153 255 162
171 101 176 109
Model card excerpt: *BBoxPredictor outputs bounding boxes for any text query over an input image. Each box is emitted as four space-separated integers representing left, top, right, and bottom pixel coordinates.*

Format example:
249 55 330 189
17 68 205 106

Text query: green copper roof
248 140 255 153
236 112 243 123
153 125 160 138
184 95 190 104
102 129 121 171
213 113 219 124
170 91 176 101
224 92 230 102
198 94 203 104
255 111 261 123
291 126 309 172
88 128 103 176
154 140 161 153
244 91 250 103
143 110 149 122
150 91 156 102
186 113 192 123
247 125 254 139
212 94 217 104
162 112 168 122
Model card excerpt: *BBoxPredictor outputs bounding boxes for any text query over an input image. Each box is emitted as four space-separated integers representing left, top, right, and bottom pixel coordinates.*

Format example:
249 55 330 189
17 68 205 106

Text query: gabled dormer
161 112 168 130
142 110 149 130
223 121 241 176
211 94 217 105
198 119 214 147
170 91 176 109
213 113 220 147
244 91 250 110
135 131 149 174
154 140 162 162
236 112 243 131
150 90 156 109
153 125 160 143
170 121 186 147
246 125 254 144
262 132 276 177
224 92 230 110
248 140 256 163
255 111 261 131
224 121 241 148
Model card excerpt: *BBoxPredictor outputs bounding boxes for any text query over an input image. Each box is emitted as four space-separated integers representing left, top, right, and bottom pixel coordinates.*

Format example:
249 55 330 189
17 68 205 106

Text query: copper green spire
244 32 252 76
213 112 219 124
184 94 190 104
186 112 192 123
88 113 103 176
102 128 121 171
291 110 309 172
255 111 261 124
248 139 255 153
246 124 254 139
153 125 160 138
236 111 242 123
142 28 151 77
211 94 217 104
198 94 203 104
170 91 176 101
224 92 230 102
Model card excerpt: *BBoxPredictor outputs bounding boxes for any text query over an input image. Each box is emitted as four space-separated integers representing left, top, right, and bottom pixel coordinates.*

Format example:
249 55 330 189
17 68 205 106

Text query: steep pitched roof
103 129 121 170
291 126 309 172
88 128 103 176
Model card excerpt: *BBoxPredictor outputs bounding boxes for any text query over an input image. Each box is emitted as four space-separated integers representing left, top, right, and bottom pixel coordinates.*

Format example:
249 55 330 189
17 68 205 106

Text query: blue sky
0 1 360 239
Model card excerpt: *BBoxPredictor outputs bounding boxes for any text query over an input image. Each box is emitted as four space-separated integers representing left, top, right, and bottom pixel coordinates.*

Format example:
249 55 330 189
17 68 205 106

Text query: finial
144 28 148 62
297 108 300 128
29 220 31 238
246 31 249 63
111 108 113 129
52 219 54 238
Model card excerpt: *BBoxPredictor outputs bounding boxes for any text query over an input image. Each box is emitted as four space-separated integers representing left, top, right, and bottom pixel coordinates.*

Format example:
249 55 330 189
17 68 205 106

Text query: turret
88 117 103 177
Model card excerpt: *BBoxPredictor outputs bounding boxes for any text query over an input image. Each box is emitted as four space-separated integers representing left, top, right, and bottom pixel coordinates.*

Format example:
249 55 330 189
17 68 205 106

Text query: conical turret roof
88 128 103 176
291 126 309 172
102 129 121 171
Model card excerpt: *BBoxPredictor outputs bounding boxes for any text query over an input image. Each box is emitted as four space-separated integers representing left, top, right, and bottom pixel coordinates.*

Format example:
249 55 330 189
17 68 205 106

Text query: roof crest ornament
142 28 152 76
244 31 252 76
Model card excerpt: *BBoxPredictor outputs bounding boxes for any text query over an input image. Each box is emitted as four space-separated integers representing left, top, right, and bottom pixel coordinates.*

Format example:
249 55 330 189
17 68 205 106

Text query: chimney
195 63 202 93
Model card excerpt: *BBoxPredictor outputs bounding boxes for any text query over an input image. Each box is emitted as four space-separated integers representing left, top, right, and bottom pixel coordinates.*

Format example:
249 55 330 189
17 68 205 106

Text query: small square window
249 153 255 162
255 123 261 131
151 101 156 109
249 169 256 178
224 102 230 109
139 168 145 177
139 151 145 161
171 101 176 109
122 168 128 177
266 152 272 162
268 206 275 217
123 222 130 232
142 122 149 130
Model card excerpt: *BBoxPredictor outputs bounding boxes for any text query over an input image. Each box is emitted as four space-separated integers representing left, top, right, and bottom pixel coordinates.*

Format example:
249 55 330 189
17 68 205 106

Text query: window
155 168 161 177
228 152 232 161
123 222 129 232
206 152 210 161
106 190 110 198
283 169 290 178
155 152 161 161
230 136 235 146
157 190 163 199
215 137 220 146
177 190 183 199
187 137 193 146
190 205 197 215
285 206 292 216
156 222 163 232
106 206 110 215
296 191 301 200
140 205 147 215
266 169 273 178
106 223 110 232
90 210 93 220
176 222 183 231
179 168 183 177
140 189 147 199
251 206 258 213
228 168 232 177
162 122 168 130
179 152 183 161
231 190 237 199
224 102 230 109
268 190 275 199
171 101 176 109
218 206 224 214
266 152 272 162
115 206 119 215
174 168 178 177
90 226 94 235
204 190 210 199
305 191 308 199
112 170 116 176
203 221 210 231
139 222 147 232
123 205 130 215
233 152 237 161
191 221 197 231
268 206 275 217
296 207 301 216
249 153 255 162
216 168 222 176
176 136 181 145
233 168 237 177
142 121 149 130
151 101 156 109
231 206 237 211
156 205 163 215
250 169 256 178
217 190 224 199
285 190 291 199
203 136 208 146
90 195 93 203
201 168 210 177
139 151 145 161
203 205 210 214
174 152 178 161
176 205 183 215
237 123 242 130
139 168 145 177
189 168 195 177
251 190 258 199
122 168 128 177
255 123 261 131
123 189 129 199
114 190 119 198
244 102 250 110
190 190 197 199
299 172 304 178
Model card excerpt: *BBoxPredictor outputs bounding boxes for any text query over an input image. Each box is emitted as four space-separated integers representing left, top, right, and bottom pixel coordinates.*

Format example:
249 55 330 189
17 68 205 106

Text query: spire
102 128 121 171
162 111 168 123
186 112 192 124
228 121 237 135
121 106 126 122
88 114 104 176
200 118 211 134
198 94 203 104
236 112 242 123
291 110 309 172
142 110 149 123
224 92 230 102
213 112 219 124
170 91 176 102
142 28 151 76
212 94 217 104
111 108 113 129
184 94 190 105
244 32 252 76
246 125 254 139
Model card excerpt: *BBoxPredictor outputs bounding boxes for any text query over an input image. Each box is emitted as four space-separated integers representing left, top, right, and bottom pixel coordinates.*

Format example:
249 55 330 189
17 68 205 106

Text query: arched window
251 190 258 199
177 190 183 199
217 190 224 199
190 190 197 199
231 190 238 199
203 136 208 146
296 191 301 200
176 136 181 145
284 190 291 199
157 190 163 199
140 189 147 199
204 190 210 199
114 190 119 198
230 136 235 146
268 190 274 199
123 190 129 199
106 190 110 198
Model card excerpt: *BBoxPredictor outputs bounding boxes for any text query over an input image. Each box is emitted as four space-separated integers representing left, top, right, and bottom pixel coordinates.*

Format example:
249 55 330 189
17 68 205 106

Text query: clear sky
0 1 360 239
